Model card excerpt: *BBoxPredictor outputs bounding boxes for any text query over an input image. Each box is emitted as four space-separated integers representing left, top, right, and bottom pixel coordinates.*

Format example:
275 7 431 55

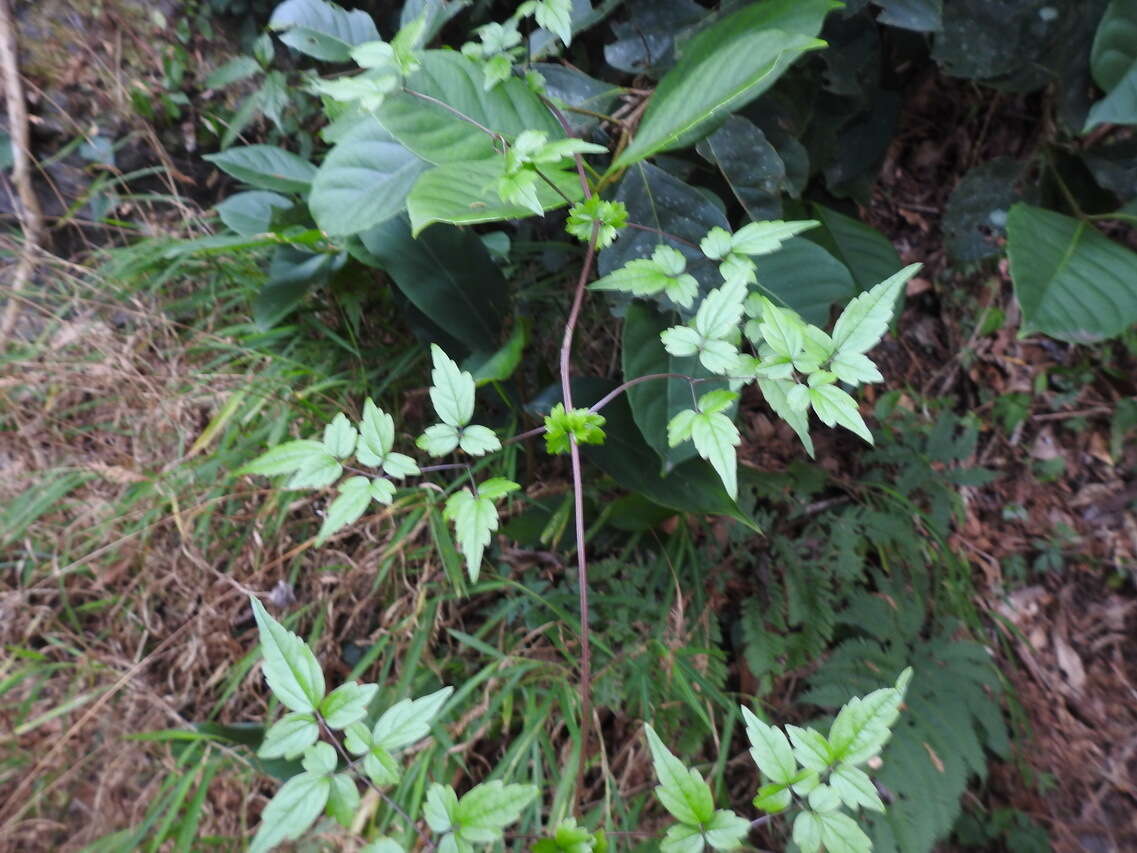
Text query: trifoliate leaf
831 263 921 356
319 681 379 730
258 711 319 759
644 723 716 827
741 706 797 785
424 784 459 834
786 725 833 773
543 403 607 454
690 407 740 499
730 220 818 256
372 686 454 750
417 423 461 456
453 780 539 842
428 345 475 427
458 424 501 456
248 771 330 853
827 668 910 765
754 783 792 814
758 377 814 456
700 227 733 260
566 197 628 248
316 476 373 544
327 772 361 828
808 385 873 444
694 278 746 340
237 439 328 478
590 252 698 309
323 413 358 459
443 484 512 581
703 809 749 850
250 596 325 713
830 351 882 386
830 763 885 812
498 168 543 216
534 0 573 45
302 741 337 776
286 451 342 490
807 783 841 813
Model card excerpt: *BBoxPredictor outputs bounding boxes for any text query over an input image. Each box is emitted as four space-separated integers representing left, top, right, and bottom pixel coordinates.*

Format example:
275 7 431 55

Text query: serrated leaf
424 783 459 833
661 325 701 358
370 478 396 504
443 489 500 581
458 424 501 456
320 681 379 730
287 452 342 490
302 741 337 776
258 712 319 759
204 145 316 194
418 423 461 456
454 781 538 842
644 724 716 827
703 809 749 850
831 263 920 356
830 351 882 386
248 772 331 853
363 745 401 786
731 220 819 256
316 476 373 544
828 676 907 765
830 763 885 812
758 300 805 359
786 725 832 772
809 385 873 444
357 400 395 461
694 277 747 340
372 685 454 750
250 596 325 713
754 783 792 813
816 810 872 853
661 823 704 853
534 0 573 45
323 413 358 458
757 377 814 456
741 706 797 785
807 783 841 812
428 344 474 427
667 409 698 448
793 810 822 853
237 439 328 478
691 410 740 499
327 772 360 827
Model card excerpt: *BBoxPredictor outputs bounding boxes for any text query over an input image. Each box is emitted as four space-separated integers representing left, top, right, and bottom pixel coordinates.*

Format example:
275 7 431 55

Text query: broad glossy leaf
357 217 508 353
248 772 331 853
254 246 348 329
269 0 380 62
1085 64 1137 131
613 0 833 167
599 162 729 307
754 238 855 326
376 51 561 164
623 302 725 471
696 116 786 221
204 144 316 194
533 63 624 134
215 191 294 235
943 157 1033 263
310 117 429 236
1007 203 1137 341
809 204 902 292
407 159 581 234
250 596 325 714
465 320 527 386
1091 0 1137 91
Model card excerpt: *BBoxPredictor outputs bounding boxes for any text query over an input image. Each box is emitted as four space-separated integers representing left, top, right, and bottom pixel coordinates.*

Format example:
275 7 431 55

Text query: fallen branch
0 0 44 344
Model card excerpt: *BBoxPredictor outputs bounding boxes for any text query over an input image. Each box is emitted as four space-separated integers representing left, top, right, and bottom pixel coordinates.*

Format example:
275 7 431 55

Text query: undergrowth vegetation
4 0 1137 851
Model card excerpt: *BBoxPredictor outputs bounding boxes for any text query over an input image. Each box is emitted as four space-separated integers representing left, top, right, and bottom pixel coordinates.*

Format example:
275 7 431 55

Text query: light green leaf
215 191 293 236
740 706 797 785
323 413 358 458
370 477 396 504
408 159 582 234
753 783 792 813
703 809 749 850
453 780 538 842
424 783 459 833
591 259 698 310
302 741 337 776
320 681 379 730
372 685 454 750
808 385 873 444
327 772 360 827
287 452 342 490
816 810 872 853
757 378 813 456
831 263 920 356
807 783 840 813
315 476 372 545
792 810 822 853
237 439 327 478
418 424 460 456
363 745 401 786
830 763 885 812
660 325 701 358
361 838 407 853
497 168 544 216
258 712 319 759
667 409 698 448
428 344 474 427
644 723 716 827
827 669 910 765
731 219 818 256
694 277 747 340
786 725 832 773
534 0 573 45
248 772 331 853
830 351 882 386
661 823 704 853
250 596 325 713
1007 203 1137 342
443 486 509 581
204 144 316 194
613 3 827 168
690 409 740 499
458 424 501 456
269 0 380 62
757 299 805 360
310 117 428 236
357 400 394 463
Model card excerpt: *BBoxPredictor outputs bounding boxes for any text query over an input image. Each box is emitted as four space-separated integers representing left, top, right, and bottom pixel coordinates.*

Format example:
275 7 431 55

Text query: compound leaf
250 596 325 713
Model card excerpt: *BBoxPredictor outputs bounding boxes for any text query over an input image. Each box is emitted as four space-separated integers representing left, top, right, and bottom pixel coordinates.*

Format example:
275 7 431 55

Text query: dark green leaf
215 191 294 236
204 145 317 194
357 217 508 353
533 63 625 134
254 247 348 329
697 116 786 221
943 157 1033 263
1091 0 1137 91
309 117 429 236
874 0 942 32
1085 64 1137 130
269 0 380 62
1007 203 1137 342
809 204 902 292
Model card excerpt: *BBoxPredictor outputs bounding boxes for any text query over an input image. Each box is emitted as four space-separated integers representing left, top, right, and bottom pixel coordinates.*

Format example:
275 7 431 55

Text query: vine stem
316 715 434 851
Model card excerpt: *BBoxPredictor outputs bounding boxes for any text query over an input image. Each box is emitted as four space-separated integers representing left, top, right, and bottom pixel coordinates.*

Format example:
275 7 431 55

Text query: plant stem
586 372 697 414
624 220 700 249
